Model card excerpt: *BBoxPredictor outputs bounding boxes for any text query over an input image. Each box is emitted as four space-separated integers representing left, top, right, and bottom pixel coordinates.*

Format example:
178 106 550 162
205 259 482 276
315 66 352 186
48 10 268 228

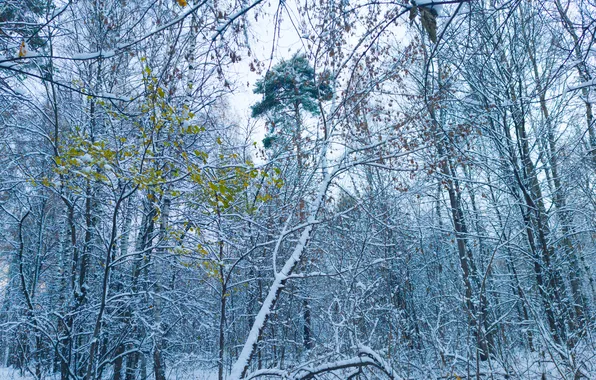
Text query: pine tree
252 53 332 148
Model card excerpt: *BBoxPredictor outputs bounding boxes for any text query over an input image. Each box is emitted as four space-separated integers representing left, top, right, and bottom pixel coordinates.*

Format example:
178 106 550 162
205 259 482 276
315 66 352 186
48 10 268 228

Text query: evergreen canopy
251 53 333 119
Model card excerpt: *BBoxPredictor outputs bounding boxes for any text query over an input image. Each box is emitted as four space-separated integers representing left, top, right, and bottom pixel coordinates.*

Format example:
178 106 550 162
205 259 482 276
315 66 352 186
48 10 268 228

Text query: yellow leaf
177 0 187 6
18 41 27 57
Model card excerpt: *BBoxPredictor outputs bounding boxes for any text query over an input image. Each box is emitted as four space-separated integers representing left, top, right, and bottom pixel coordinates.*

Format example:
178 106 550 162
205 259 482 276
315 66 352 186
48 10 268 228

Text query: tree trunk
522 8 587 330
153 197 169 380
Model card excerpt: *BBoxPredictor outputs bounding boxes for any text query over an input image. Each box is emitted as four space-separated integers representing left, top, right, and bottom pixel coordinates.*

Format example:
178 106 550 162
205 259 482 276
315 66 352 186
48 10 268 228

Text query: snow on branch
212 0 266 41
243 346 399 379
567 79 596 91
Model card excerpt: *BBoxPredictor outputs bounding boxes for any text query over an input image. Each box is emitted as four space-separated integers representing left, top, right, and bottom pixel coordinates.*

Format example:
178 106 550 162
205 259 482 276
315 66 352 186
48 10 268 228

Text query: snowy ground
2 348 595 380
166 367 217 380
0 367 50 380
0 367 217 380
